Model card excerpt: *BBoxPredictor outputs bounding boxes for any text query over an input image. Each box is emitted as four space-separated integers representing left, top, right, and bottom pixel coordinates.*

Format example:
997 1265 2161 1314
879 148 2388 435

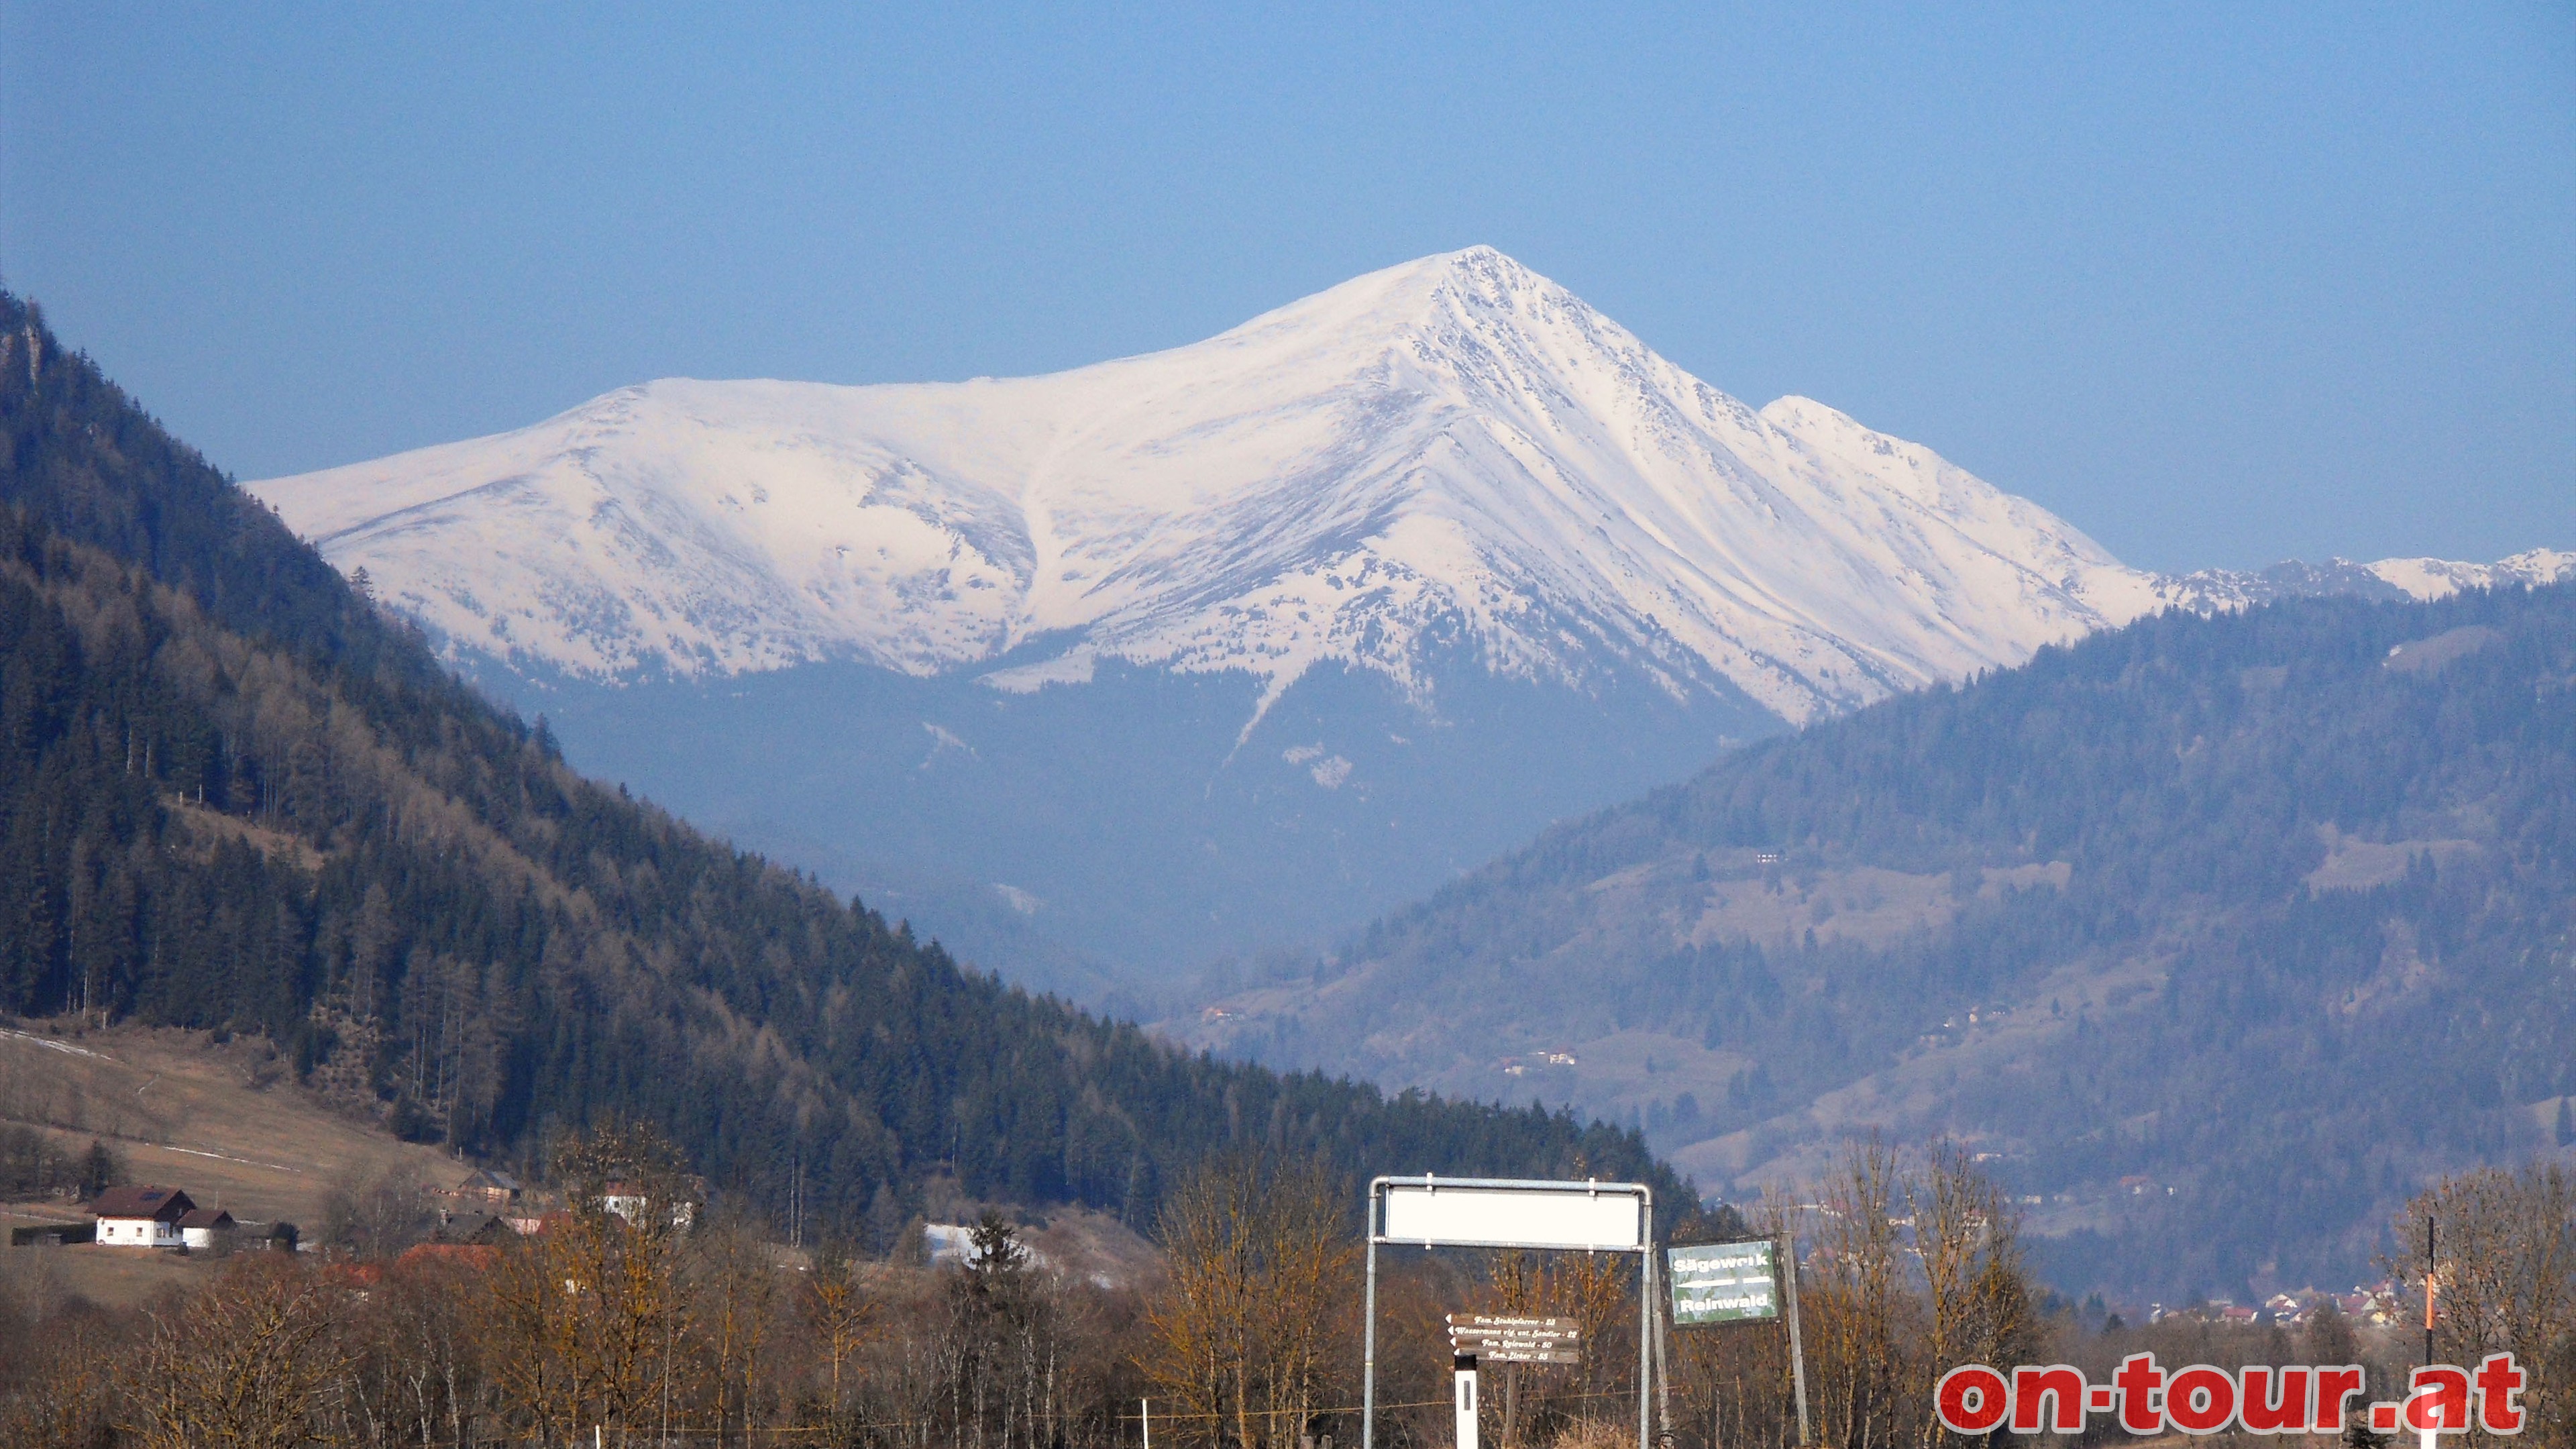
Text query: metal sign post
1363 1175 1658 1449
1780 1231 1810 1448
1455 1354 1480 1449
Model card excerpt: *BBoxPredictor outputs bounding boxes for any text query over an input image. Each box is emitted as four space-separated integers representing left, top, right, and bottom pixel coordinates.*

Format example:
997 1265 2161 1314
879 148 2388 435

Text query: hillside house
91 1186 195 1248
178 1208 237 1250
429 1210 511 1246
451 1169 522 1205
599 1182 696 1230
399 1240 500 1271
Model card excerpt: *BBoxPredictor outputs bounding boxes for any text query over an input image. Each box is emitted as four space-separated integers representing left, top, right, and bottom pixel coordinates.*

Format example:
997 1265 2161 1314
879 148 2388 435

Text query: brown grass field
0 1021 463 1305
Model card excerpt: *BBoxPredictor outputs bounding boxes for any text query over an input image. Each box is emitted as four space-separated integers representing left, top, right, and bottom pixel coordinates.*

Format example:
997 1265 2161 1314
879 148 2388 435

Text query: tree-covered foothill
0 289 1682 1231
1292 572 2576 1297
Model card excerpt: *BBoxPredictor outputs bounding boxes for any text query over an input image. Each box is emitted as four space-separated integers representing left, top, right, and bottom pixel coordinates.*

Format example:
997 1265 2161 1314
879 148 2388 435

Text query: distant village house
91 1185 195 1248
179 1207 237 1250
600 1181 696 1230
451 1169 522 1205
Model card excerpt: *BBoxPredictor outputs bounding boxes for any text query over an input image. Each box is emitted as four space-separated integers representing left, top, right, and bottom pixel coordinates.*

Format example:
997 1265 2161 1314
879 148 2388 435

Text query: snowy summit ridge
251 249 2569 727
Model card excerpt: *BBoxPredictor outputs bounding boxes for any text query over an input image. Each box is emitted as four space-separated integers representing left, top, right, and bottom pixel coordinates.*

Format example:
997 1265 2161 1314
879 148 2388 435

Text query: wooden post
1652 1247 1674 1448
1780 1232 1811 1448
2422 1216 2437 1449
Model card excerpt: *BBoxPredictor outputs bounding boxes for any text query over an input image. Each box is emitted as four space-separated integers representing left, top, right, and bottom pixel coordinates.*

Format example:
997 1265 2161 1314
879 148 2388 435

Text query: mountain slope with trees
1185 578 2576 1295
0 290 1681 1233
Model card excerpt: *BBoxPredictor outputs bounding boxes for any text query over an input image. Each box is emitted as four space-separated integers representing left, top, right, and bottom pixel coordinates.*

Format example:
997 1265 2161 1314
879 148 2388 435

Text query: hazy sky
3 3 2567 573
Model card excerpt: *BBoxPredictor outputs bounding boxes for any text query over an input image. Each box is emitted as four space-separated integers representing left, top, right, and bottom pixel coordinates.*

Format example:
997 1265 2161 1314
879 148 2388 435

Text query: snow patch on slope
2368 549 2574 599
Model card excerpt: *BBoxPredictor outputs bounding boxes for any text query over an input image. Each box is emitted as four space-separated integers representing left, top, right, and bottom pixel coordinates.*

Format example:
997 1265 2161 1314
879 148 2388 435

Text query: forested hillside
0 292 1681 1233
1189 580 2576 1296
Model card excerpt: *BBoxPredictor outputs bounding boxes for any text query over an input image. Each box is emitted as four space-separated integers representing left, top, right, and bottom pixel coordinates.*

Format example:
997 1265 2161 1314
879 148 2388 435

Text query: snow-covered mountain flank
249 248 2571 985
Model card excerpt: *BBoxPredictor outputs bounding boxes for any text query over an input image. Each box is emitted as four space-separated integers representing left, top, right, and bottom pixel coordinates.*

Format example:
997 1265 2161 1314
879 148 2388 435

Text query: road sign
1448 1314 1581 1364
1668 1239 1780 1326
1364 1177 1658 1449
1381 1181 1644 1251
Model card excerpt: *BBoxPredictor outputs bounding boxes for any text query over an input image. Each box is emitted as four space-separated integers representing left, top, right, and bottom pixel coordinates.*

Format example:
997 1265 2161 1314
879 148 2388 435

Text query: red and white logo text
1934 1354 2526 1436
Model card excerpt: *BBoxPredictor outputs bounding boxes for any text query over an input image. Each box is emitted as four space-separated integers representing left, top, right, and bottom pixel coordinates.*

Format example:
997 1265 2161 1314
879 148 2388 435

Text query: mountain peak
1417 243 1545 292
243 257 2174 724
1365 244 1531 286
1205 245 1568 358
233 263 2565 981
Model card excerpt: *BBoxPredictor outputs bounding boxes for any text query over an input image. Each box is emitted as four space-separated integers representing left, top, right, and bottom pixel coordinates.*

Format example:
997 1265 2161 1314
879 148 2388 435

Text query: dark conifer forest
0 291 1680 1231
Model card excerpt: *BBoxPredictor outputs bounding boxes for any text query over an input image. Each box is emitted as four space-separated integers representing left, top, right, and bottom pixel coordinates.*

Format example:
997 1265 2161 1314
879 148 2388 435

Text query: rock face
249 249 2571 987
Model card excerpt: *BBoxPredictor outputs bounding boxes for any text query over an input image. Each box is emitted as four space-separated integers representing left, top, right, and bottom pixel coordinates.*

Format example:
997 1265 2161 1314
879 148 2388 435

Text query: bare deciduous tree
1142 1154 1358 1449
1807 1136 1921 1449
0 1314 121 1449
1479 1244 1638 1448
129 1256 350 1449
803 1239 883 1424
2392 1163 2575 1449
694 1215 782 1441
1668 1139 2040 1449
482 1120 699 1444
317 1163 430 1260
1913 1140 2035 1433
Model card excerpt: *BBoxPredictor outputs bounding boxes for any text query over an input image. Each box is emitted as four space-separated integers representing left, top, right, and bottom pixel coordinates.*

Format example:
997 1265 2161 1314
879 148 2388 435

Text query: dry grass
1682 861 2072 951
1022 1205 1165 1290
0 1238 225 1309
1544 1417 1637 1449
2305 824 2479 892
0 1021 466 1303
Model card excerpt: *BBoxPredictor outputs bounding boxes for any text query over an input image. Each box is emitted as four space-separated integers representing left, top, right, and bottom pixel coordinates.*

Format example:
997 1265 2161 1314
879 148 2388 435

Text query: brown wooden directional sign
1446 1314 1580 1364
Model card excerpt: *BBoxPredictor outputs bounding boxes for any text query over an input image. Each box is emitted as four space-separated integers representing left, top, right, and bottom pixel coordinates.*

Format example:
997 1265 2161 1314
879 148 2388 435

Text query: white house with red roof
91 1185 195 1248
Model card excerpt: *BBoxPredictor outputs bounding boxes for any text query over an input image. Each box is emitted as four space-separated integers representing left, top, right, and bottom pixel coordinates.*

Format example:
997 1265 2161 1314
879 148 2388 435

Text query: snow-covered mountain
248 248 2571 985
257 249 2153 724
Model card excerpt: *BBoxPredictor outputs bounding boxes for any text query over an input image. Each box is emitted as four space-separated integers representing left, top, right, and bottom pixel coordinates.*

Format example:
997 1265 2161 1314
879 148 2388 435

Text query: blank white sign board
1381 1183 1644 1250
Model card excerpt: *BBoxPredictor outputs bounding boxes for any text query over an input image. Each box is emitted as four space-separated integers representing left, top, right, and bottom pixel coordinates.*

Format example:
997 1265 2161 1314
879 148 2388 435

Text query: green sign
1668 1238 1780 1326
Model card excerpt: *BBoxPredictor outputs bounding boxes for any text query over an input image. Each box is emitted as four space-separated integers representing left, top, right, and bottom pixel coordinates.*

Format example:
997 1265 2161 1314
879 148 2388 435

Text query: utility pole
2422 1214 2437 1449
1782 1230 1811 1448
2423 1214 2436 1366
1651 1251 1674 1449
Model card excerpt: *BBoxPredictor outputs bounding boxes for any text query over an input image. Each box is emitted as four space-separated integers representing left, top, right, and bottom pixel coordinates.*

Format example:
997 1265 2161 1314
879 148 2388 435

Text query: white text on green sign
1668 1240 1780 1326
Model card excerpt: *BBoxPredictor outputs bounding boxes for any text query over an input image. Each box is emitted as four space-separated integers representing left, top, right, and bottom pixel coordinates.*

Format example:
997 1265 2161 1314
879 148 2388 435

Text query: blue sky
3 2 2567 572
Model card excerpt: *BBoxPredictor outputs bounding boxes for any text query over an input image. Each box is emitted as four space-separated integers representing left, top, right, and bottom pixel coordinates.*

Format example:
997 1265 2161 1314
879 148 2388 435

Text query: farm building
91 1185 195 1248
178 1207 237 1250
450 1169 522 1205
